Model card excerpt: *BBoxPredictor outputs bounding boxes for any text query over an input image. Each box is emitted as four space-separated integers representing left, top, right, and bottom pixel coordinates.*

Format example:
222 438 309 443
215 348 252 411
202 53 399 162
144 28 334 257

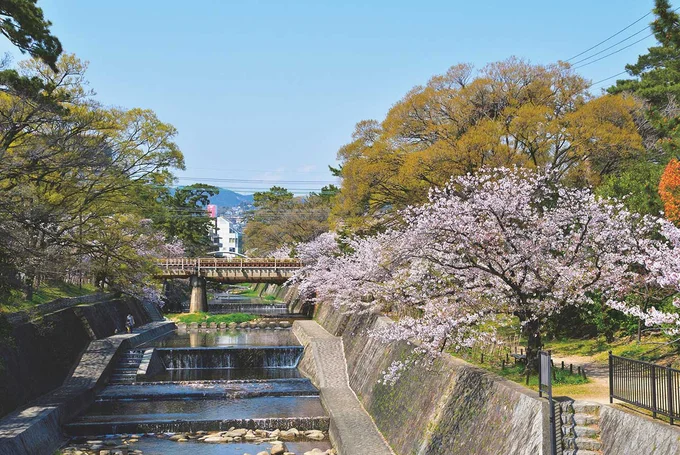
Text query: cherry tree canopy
293 168 680 363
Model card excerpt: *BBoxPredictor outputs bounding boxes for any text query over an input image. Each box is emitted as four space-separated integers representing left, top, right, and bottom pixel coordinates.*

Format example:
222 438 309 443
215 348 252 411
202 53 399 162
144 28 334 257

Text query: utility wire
566 9 653 61
570 26 650 66
573 33 654 69
588 71 629 88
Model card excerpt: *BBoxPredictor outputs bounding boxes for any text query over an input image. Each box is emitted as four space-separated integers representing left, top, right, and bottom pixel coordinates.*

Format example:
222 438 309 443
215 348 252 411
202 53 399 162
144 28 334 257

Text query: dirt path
551 354 610 403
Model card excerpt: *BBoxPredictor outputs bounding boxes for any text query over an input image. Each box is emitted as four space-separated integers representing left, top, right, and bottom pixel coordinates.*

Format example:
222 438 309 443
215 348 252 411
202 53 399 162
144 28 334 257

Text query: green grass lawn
166 312 259 324
1 282 98 313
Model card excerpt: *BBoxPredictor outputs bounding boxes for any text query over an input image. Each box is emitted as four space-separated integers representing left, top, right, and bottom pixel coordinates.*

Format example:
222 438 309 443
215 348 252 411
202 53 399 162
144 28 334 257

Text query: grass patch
263 294 278 301
234 289 261 298
458 353 589 391
546 334 679 365
166 313 259 324
1 282 98 313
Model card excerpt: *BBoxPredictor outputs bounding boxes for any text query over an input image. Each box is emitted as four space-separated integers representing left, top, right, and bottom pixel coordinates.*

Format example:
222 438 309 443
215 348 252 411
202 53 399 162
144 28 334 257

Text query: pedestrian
125 313 135 333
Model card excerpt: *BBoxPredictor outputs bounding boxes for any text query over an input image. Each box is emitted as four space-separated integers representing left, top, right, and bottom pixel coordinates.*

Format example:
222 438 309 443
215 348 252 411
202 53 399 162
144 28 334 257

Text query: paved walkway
293 320 394 455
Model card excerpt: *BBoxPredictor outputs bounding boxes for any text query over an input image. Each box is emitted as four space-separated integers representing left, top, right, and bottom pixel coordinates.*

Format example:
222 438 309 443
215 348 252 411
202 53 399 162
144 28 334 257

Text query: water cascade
62 323 333 454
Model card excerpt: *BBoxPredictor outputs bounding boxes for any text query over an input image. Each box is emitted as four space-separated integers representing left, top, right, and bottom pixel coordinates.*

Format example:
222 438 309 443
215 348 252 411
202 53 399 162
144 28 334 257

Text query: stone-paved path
294 320 394 455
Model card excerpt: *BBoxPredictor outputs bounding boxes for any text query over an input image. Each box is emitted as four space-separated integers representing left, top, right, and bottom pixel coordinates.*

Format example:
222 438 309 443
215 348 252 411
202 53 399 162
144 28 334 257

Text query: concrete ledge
0 321 175 455
293 320 394 455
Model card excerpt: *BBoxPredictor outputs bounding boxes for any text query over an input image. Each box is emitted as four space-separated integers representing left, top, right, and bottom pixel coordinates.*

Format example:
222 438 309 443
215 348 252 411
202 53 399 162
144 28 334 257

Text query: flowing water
63 321 332 454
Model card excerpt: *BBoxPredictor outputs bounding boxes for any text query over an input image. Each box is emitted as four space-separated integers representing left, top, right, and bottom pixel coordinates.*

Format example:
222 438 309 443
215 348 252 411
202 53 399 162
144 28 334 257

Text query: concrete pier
189 275 208 313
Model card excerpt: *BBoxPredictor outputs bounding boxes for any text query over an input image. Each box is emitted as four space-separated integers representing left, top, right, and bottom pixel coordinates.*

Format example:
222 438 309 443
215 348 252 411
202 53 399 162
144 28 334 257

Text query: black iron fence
609 352 680 424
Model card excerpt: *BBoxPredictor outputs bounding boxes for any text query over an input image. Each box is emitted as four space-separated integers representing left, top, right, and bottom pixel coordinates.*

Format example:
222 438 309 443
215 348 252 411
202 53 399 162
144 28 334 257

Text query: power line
588 71 629 88
570 26 651 66
566 9 653 61
572 33 654 69
174 177 337 184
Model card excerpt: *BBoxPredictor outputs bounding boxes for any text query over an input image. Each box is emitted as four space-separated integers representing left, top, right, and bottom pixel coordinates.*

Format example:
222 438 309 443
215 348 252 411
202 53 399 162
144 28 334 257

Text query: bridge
155 258 303 313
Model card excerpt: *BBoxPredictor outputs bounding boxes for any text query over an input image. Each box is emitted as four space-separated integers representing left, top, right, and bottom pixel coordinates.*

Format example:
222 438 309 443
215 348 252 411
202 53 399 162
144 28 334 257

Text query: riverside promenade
294 320 394 455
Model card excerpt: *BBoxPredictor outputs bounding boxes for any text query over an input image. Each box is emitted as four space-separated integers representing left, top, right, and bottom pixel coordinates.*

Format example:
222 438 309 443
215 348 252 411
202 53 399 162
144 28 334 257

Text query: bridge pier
189 275 208 313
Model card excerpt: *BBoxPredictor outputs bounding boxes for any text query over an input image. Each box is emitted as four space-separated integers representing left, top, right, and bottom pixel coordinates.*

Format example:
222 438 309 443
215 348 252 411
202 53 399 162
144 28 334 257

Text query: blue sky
0 0 665 193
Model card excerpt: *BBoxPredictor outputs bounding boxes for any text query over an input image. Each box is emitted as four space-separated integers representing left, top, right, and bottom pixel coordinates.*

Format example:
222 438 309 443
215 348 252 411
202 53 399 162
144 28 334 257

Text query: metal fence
609 352 680 424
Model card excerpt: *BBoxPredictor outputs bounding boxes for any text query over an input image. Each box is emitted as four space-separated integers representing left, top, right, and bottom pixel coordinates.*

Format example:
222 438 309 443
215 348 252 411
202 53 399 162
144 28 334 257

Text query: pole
608 351 613 404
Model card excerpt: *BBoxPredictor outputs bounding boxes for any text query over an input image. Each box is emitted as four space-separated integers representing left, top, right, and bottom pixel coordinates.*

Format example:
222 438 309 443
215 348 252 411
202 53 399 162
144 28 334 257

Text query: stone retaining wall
4 292 114 325
600 405 680 455
315 304 550 455
0 296 159 418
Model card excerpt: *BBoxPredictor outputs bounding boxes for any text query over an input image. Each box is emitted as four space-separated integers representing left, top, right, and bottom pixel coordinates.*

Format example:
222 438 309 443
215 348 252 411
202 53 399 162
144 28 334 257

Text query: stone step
572 402 601 416
563 450 601 455
563 425 599 438
573 413 598 426
565 437 602 451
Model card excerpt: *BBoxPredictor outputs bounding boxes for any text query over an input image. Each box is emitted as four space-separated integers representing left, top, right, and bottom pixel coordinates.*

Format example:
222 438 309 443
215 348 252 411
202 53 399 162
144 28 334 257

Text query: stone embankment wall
314 304 549 455
0 296 159 418
250 283 313 315
600 406 680 455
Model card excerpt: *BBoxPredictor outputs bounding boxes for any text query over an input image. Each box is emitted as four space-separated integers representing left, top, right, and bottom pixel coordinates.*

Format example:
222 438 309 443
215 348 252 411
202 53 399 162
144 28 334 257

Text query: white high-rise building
214 216 242 257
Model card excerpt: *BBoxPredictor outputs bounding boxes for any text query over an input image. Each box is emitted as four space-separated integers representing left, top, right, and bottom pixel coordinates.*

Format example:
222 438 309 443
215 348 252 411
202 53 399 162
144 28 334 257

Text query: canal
60 291 334 455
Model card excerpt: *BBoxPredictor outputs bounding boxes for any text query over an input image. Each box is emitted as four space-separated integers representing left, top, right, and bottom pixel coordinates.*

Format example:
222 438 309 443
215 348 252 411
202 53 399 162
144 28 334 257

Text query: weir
157 346 304 369
61 322 333 454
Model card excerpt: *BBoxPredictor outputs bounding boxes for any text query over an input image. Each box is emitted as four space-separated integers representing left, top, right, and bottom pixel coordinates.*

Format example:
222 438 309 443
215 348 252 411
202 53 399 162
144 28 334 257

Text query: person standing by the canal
125 313 135 333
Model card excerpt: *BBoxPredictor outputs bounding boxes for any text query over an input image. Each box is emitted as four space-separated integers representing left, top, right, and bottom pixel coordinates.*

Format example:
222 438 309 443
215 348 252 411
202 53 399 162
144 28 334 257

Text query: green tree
334 59 644 228
596 161 665 216
0 54 185 299
153 184 219 257
244 186 333 254
0 0 62 71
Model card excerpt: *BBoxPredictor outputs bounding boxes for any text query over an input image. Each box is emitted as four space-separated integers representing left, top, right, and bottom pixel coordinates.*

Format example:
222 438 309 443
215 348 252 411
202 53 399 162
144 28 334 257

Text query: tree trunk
522 316 542 373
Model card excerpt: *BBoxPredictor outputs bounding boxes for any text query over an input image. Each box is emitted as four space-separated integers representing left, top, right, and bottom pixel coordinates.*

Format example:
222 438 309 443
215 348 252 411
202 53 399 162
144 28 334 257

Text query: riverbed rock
303 449 327 455
304 430 325 441
203 436 227 443
270 443 285 455
225 428 248 437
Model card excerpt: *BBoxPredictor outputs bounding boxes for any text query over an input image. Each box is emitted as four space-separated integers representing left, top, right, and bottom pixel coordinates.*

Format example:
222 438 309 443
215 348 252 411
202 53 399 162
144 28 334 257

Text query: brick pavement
294 320 394 455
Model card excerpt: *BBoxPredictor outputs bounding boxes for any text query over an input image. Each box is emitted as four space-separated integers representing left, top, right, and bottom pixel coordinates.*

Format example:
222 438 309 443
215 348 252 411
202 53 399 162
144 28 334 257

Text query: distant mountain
209 188 254 207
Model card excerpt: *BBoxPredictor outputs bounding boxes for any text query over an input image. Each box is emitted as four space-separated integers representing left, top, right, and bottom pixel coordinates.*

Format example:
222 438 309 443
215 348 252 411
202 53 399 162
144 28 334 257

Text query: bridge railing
157 257 304 272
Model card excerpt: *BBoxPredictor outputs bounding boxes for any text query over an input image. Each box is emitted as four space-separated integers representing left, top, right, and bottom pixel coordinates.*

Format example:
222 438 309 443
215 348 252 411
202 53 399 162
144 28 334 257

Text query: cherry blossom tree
295 167 680 370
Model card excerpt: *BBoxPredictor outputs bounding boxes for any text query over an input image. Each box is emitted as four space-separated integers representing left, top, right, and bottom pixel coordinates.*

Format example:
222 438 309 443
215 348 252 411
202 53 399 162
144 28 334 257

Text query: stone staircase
560 400 603 455
109 349 145 384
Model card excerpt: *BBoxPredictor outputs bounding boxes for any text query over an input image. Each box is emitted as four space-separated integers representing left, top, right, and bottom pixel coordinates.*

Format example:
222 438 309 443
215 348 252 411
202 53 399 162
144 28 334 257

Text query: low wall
0 296 159 418
315 304 550 455
600 406 680 455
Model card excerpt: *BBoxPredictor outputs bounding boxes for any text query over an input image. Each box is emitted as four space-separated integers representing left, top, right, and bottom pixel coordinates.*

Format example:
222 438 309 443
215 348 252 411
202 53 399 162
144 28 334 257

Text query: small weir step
97 378 320 401
109 349 146 384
